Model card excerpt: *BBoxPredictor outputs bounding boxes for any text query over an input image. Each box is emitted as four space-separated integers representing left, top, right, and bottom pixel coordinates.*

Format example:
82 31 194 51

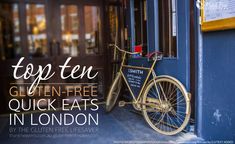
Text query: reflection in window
159 0 177 57
0 3 21 60
26 4 47 57
84 6 100 55
60 5 79 57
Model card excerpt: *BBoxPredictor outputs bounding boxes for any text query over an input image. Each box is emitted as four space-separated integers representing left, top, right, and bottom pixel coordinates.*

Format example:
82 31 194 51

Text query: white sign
204 0 235 22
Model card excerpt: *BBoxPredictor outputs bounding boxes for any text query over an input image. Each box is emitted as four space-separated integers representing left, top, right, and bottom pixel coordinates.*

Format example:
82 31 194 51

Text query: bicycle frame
118 51 159 104
107 45 191 135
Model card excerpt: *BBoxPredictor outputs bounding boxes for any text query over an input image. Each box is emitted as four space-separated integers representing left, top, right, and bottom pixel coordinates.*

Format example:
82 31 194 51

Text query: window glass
108 6 118 44
26 4 47 57
134 0 147 56
0 3 21 60
60 5 79 57
159 0 177 57
84 6 100 55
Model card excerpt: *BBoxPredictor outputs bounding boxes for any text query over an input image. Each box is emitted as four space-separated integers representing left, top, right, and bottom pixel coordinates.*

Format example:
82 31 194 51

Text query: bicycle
106 44 191 135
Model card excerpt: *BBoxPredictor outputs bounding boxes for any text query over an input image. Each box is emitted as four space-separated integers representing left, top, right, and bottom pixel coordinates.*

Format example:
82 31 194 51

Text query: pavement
0 104 203 144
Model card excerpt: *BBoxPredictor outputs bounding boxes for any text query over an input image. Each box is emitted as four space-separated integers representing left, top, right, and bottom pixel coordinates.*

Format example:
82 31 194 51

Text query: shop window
60 5 79 57
84 6 100 55
159 0 177 57
107 5 122 58
108 6 119 44
134 0 147 56
26 4 47 57
0 3 21 60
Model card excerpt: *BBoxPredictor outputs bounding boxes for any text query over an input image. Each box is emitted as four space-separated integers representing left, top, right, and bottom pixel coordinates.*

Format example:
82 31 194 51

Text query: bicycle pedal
119 101 126 107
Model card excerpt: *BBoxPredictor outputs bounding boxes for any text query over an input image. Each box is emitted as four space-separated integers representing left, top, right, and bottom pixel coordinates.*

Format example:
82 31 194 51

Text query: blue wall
197 30 235 140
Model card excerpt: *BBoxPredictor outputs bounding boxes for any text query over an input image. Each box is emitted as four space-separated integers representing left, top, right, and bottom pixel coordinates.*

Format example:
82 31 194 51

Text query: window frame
0 1 24 60
147 0 179 59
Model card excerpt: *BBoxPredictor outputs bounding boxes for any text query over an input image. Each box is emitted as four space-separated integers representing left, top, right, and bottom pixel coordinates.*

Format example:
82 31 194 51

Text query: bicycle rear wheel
106 72 122 112
142 76 191 135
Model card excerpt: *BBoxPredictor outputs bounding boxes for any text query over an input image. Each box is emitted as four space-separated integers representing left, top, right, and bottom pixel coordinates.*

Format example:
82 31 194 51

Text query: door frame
127 0 194 128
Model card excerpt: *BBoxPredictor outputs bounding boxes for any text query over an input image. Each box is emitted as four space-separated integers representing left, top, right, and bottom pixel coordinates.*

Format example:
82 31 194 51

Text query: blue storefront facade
0 0 234 142
126 0 235 141
196 22 235 140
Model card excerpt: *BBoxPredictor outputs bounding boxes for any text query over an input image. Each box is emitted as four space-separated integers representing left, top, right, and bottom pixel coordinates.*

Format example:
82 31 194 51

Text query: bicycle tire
142 76 191 135
106 72 122 112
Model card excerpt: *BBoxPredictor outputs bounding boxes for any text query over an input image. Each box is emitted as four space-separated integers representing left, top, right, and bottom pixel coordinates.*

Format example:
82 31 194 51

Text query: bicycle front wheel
106 72 122 112
142 76 191 135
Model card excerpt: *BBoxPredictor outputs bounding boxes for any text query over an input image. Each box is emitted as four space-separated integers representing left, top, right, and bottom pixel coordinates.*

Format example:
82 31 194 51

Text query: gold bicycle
106 44 191 135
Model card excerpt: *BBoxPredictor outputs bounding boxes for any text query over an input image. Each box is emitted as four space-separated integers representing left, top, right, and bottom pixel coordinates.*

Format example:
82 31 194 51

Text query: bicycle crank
118 101 133 107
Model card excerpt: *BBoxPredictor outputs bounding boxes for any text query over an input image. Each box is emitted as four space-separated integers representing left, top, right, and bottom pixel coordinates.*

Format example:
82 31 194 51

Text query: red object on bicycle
134 45 142 53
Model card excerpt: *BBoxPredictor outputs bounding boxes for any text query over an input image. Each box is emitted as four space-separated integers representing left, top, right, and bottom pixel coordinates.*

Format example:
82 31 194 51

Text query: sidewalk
0 105 203 144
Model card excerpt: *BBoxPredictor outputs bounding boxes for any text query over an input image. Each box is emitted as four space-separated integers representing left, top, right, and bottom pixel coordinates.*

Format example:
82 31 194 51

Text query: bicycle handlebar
109 44 141 55
109 44 163 61
146 51 163 59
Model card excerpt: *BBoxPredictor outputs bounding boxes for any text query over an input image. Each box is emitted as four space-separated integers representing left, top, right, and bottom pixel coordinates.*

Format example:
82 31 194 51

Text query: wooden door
52 0 106 99
0 0 107 114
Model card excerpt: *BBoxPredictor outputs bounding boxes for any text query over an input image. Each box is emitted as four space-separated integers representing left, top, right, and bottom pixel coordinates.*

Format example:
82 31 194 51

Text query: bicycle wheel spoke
151 112 161 122
147 110 160 122
149 112 156 120
171 101 186 107
153 81 164 103
142 77 190 135
166 113 179 130
158 82 168 101
166 113 171 132
167 88 178 102
170 96 186 106
168 86 177 98
148 86 164 104
166 82 171 96
154 112 166 126
172 110 184 123
167 83 176 99
175 110 187 115
169 93 184 104
148 88 159 99
175 111 186 118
